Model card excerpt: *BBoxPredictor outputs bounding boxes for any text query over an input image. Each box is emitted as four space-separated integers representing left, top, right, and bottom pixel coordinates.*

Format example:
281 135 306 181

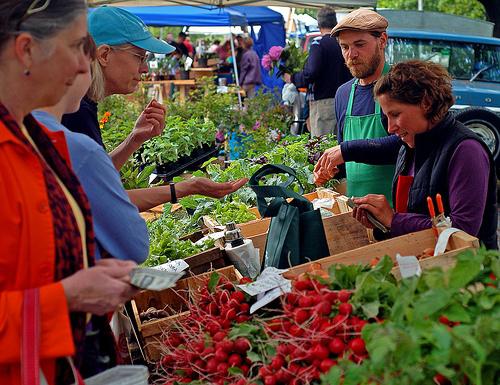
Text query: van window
386 37 500 83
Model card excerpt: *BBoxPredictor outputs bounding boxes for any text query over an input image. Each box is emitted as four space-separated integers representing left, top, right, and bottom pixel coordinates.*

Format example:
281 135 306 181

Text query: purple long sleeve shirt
239 49 262 86
390 139 490 237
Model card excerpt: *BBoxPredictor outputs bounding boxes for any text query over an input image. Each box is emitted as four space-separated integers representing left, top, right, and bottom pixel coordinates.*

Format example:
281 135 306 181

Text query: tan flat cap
331 8 388 36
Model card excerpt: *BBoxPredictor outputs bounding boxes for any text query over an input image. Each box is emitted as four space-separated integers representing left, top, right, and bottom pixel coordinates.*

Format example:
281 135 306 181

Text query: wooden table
189 67 217 80
141 80 196 103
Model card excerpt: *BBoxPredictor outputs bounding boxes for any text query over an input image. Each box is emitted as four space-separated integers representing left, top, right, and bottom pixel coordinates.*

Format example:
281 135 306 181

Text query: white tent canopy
88 0 376 10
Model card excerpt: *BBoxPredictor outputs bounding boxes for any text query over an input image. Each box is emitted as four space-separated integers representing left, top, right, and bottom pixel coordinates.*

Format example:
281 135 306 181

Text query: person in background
184 35 195 57
239 37 262 99
314 8 399 205
166 31 175 45
351 60 498 249
209 39 220 53
63 7 247 212
177 31 191 58
216 39 231 62
235 34 244 73
284 6 352 137
0 1 138 384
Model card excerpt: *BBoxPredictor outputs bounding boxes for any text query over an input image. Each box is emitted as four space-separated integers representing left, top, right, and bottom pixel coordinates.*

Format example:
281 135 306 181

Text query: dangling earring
24 68 30 76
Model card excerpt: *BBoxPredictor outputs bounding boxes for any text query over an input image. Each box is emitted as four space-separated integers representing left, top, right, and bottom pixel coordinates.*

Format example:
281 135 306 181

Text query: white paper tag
194 231 226 246
312 198 335 210
396 254 422 278
434 227 461 256
152 259 190 273
149 173 157 184
250 281 292 314
237 267 289 296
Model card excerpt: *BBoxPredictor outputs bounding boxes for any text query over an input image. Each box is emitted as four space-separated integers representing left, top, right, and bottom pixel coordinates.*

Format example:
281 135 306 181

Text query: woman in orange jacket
0 2 139 384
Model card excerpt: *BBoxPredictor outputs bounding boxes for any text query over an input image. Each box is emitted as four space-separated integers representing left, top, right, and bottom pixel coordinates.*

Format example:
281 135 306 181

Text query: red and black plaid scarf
0 103 98 382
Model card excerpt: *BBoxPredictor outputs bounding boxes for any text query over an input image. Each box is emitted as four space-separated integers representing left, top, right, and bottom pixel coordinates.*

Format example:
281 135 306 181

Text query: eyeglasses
16 0 51 30
111 47 150 65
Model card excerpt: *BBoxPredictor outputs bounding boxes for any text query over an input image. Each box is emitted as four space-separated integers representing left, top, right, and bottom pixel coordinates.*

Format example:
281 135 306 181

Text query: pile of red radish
157 273 372 385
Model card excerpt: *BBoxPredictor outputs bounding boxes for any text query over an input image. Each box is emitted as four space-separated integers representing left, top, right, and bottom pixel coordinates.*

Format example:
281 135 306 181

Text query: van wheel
454 108 500 171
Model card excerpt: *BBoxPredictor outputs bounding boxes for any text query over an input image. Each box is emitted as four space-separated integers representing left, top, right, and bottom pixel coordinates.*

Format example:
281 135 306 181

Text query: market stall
120 5 286 93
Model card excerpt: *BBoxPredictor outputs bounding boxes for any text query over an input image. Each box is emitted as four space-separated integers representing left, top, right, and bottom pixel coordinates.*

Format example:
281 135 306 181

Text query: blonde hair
87 58 106 102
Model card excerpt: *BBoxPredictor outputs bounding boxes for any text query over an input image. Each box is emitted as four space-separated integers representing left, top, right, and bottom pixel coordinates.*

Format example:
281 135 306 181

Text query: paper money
130 267 185 291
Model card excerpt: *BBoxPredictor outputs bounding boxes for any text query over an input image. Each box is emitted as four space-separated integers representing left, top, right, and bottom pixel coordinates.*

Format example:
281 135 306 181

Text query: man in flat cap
314 8 401 206
284 6 352 137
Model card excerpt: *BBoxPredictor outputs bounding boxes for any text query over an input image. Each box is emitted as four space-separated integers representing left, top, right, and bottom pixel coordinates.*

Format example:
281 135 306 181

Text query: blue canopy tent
231 6 286 93
117 5 247 27
120 5 285 92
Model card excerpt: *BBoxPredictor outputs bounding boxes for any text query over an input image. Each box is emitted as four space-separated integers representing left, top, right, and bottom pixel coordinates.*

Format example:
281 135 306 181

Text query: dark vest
392 113 498 249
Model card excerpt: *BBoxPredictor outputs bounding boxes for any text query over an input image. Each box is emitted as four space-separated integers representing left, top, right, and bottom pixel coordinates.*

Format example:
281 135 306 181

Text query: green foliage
144 205 214 267
165 76 238 130
230 90 293 158
145 193 256 266
279 40 309 74
321 248 500 385
98 93 145 151
179 195 257 226
141 116 217 165
120 163 156 190
378 0 486 20
204 134 339 205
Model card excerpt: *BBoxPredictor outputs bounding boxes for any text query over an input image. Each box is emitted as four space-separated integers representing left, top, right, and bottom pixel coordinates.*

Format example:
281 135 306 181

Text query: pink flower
261 54 272 71
268 46 284 61
252 120 261 130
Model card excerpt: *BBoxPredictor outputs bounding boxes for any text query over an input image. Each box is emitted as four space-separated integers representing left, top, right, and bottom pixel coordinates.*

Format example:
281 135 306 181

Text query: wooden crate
283 229 479 280
139 202 182 222
183 247 227 275
238 209 370 261
131 266 242 363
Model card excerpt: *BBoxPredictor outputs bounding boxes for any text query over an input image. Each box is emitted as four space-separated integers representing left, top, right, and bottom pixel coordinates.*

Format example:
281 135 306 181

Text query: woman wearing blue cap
62 6 247 211
63 6 175 168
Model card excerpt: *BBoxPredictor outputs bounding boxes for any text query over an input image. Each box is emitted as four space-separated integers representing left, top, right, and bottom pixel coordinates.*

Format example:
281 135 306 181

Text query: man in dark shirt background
284 6 352 137
177 32 191 58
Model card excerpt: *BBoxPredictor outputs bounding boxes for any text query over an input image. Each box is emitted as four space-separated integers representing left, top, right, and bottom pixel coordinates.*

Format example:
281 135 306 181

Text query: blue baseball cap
88 6 175 54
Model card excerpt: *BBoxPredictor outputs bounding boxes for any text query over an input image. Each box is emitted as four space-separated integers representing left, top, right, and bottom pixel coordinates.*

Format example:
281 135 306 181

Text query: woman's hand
313 145 343 186
61 259 139 316
131 99 166 145
179 177 249 199
352 194 394 228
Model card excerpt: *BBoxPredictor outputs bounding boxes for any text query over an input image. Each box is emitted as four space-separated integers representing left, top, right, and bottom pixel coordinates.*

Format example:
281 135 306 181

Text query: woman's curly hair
374 60 455 122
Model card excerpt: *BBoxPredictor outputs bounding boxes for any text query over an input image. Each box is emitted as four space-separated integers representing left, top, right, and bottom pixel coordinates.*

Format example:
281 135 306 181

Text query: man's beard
346 49 382 80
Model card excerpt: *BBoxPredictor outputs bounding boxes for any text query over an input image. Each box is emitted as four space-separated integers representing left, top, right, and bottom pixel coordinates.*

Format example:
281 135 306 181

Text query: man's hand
283 73 292 83
352 194 394 228
180 177 248 199
313 145 344 185
131 99 166 146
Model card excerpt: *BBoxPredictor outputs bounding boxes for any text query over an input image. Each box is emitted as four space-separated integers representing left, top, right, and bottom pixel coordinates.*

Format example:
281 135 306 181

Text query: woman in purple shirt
352 60 497 249
239 37 262 98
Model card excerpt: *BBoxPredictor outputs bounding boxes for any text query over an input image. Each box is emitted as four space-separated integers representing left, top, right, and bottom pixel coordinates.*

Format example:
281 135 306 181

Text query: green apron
344 64 395 205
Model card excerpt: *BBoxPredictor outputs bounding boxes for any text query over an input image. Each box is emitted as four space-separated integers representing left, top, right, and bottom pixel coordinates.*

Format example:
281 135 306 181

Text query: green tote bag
249 164 330 270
